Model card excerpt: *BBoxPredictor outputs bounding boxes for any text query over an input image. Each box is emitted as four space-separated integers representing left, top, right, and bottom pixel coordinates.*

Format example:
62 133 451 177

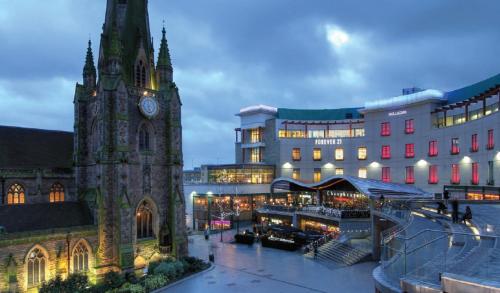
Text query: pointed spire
157 24 173 86
83 39 96 89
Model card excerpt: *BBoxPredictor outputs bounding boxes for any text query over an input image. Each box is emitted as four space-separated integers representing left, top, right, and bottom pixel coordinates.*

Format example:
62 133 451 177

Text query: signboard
315 138 343 145
388 110 407 117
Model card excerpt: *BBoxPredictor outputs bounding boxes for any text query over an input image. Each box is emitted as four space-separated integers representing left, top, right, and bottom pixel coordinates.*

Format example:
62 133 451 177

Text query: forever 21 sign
315 138 343 145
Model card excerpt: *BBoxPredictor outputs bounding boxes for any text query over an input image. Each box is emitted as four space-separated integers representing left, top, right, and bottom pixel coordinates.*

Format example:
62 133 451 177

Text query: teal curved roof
445 73 500 104
277 107 363 121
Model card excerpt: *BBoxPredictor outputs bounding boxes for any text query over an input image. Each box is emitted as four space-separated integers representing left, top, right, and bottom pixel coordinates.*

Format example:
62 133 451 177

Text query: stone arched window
7 183 25 205
49 183 65 203
26 248 46 287
136 201 154 239
72 241 90 273
139 124 151 151
135 60 147 88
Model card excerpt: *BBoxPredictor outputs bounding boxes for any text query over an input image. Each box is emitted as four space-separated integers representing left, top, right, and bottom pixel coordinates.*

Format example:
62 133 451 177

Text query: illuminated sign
388 110 407 116
315 138 343 145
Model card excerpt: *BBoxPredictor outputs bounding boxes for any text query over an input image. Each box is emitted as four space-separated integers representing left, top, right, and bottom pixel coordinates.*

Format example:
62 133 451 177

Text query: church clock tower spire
157 25 173 87
83 40 97 89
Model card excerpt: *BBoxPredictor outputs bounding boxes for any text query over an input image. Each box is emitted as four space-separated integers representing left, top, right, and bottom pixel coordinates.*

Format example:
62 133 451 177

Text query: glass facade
278 128 365 139
207 165 275 184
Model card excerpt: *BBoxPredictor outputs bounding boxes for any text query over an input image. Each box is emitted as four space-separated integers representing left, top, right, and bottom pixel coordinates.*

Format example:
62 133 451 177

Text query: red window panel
428 165 438 184
405 166 415 184
487 129 495 150
381 145 391 159
381 122 391 136
381 167 391 182
405 119 415 134
405 143 415 158
428 140 438 157
451 138 460 155
470 134 478 152
451 164 460 184
471 162 479 185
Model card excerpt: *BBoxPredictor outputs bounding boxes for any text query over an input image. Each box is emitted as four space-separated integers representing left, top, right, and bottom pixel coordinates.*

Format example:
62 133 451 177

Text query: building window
381 167 391 182
428 165 438 184
137 201 154 239
405 119 414 134
381 145 391 159
335 148 344 161
292 148 301 161
313 169 322 182
49 183 65 203
451 164 460 184
451 138 460 155
381 122 391 136
487 129 495 150
358 168 367 179
313 148 322 161
292 169 300 180
405 166 415 184
358 147 367 160
488 161 494 185
250 128 262 143
27 248 46 287
471 134 478 152
405 143 415 158
73 242 89 273
428 140 438 157
335 168 344 175
7 183 25 205
139 125 151 151
250 148 262 163
471 162 479 185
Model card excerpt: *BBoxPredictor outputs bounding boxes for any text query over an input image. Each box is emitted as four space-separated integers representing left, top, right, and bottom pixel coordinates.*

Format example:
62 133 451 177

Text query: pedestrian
204 227 210 240
253 223 257 234
462 206 472 224
451 199 459 223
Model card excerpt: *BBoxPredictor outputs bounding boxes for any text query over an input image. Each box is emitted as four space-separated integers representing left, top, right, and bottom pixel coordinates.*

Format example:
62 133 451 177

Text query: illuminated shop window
428 165 438 184
250 148 262 163
381 167 391 182
471 162 479 185
405 143 415 158
358 147 367 160
313 148 322 161
487 129 495 150
405 119 414 134
207 166 274 184
451 138 460 155
313 169 322 182
335 168 344 175
381 145 391 159
380 122 391 136
451 164 460 184
27 248 46 287
49 183 65 203
292 169 301 180
405 166 415 184
250 128 262 143
358 168 367 179
292 148 301 161
335 148 344 161
471 134 478 152
73 242 89 273
428 140 438 157
7 183 25 205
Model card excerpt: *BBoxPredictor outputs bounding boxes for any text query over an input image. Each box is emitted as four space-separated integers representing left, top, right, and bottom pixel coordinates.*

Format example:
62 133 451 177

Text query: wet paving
161 229 377 293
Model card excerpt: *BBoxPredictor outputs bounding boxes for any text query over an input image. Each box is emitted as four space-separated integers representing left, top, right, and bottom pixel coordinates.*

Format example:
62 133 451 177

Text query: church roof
0 202 93 234
0 126 73 169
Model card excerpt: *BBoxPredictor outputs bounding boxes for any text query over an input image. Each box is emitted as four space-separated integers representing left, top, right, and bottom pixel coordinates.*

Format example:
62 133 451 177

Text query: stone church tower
74 0 187 274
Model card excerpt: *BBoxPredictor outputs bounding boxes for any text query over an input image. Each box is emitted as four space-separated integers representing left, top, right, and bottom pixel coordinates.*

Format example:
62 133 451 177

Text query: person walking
462 206 472 224
204 227 210 240
451 199 459 223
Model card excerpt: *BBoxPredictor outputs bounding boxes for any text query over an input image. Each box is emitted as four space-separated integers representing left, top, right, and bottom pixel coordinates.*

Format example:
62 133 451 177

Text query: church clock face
138 96 159 119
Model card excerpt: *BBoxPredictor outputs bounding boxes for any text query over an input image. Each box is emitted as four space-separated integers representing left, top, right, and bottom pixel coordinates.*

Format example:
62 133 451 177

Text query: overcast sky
1 0 500 169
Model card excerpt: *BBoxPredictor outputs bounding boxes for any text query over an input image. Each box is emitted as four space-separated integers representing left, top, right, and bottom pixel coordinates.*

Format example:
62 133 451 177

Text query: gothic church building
0 0 187 291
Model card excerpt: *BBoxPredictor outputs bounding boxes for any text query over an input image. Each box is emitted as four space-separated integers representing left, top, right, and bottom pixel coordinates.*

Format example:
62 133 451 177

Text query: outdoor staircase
305 239 371 266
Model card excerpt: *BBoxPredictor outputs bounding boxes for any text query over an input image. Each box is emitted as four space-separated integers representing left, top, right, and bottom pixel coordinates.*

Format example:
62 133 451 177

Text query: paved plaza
162 229 377 293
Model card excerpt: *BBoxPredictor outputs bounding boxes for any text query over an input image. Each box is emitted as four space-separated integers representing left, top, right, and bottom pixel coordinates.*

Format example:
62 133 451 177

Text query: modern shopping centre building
185 73 499 233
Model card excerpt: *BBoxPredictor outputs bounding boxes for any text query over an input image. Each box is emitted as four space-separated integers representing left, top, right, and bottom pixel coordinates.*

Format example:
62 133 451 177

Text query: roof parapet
236 104 278 117
361 89 445 113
